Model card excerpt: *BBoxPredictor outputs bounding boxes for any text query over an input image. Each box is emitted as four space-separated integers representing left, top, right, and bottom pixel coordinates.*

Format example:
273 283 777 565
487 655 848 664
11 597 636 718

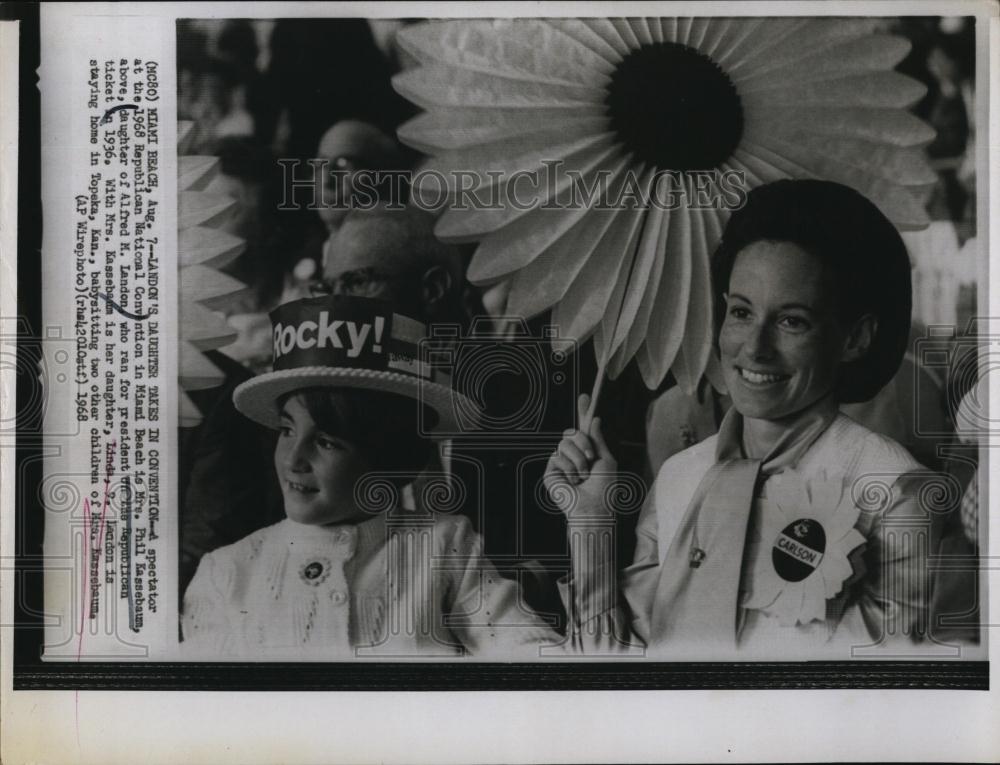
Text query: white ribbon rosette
742 468 867 626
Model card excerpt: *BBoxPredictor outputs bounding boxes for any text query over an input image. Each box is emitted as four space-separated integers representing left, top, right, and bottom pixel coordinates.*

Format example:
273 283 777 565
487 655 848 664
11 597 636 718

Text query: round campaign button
771 518 826 582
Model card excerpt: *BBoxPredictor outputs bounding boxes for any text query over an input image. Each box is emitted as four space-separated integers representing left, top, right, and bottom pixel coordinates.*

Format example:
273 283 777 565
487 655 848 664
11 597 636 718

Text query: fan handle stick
579 210 653 432
582 355 609 428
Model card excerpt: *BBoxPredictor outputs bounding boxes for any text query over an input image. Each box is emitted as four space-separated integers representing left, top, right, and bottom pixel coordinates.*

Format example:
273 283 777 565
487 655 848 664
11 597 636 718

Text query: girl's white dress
182 510 561 659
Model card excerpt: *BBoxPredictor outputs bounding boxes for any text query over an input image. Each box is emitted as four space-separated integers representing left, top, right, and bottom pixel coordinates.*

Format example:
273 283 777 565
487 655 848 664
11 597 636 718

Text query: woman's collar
716 395 839 473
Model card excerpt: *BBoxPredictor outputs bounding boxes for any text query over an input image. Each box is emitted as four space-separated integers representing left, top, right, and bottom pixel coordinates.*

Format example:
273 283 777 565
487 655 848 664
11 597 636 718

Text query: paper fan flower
392 18 935 393
741 469 866 627
177 120 247 426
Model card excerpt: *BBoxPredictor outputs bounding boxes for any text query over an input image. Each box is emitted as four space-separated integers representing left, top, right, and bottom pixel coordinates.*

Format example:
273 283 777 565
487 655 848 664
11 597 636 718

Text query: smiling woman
546 179 938 658
719 240 863 426
711 179 912 408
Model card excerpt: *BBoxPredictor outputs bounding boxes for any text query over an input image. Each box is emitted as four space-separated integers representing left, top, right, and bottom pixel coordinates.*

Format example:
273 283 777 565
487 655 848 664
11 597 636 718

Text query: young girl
182 295 560 659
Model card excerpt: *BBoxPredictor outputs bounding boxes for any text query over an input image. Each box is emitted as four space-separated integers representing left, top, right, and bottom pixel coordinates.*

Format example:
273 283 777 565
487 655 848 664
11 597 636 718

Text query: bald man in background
315 120 410 234
279 119 414 307
315 204 468 326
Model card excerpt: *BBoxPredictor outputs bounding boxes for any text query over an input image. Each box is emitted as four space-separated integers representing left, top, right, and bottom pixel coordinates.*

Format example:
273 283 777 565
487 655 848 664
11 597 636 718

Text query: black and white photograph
171 12 985 661
2 2 997 763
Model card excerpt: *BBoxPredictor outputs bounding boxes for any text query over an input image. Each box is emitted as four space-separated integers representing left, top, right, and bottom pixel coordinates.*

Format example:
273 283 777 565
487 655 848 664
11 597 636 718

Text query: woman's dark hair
277 387 436 483
711 179 912 403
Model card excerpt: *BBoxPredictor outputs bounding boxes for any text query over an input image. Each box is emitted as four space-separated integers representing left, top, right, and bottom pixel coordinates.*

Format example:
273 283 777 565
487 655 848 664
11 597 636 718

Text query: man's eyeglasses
309 267 406 299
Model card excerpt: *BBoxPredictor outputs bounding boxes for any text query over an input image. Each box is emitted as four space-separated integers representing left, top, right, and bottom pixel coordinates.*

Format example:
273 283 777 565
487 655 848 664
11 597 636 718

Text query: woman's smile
734 366 791 387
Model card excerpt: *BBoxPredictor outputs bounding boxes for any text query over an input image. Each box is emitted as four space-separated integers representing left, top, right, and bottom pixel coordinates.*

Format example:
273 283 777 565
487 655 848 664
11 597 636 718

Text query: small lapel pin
689 548 706 568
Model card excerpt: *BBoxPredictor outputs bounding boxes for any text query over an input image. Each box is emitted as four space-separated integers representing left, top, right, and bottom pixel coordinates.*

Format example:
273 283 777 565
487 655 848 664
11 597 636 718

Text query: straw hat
233 295 476 436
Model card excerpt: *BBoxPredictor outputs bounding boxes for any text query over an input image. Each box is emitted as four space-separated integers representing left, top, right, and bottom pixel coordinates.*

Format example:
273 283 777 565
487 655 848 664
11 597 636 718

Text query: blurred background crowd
176 17 983 642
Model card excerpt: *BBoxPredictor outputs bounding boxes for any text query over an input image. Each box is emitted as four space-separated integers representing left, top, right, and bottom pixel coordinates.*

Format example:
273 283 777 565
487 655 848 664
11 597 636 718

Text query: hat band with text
270 296 431 380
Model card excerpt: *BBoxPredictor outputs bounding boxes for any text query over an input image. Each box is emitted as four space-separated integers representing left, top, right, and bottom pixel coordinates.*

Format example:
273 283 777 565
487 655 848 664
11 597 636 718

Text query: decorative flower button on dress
299 558 332 586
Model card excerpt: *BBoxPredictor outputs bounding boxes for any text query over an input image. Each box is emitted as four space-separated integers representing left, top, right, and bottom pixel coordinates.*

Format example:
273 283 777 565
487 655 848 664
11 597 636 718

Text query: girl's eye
316 436 342 451
278 425 293 438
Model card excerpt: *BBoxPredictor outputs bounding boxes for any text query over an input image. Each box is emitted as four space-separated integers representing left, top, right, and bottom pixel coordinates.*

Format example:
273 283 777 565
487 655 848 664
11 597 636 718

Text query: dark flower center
606 41 744 172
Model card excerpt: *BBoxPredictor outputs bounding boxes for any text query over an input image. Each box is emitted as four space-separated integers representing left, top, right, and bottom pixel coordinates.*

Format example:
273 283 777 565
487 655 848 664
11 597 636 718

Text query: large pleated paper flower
177 120 247 426
392 18 935 392
741 469 866 627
